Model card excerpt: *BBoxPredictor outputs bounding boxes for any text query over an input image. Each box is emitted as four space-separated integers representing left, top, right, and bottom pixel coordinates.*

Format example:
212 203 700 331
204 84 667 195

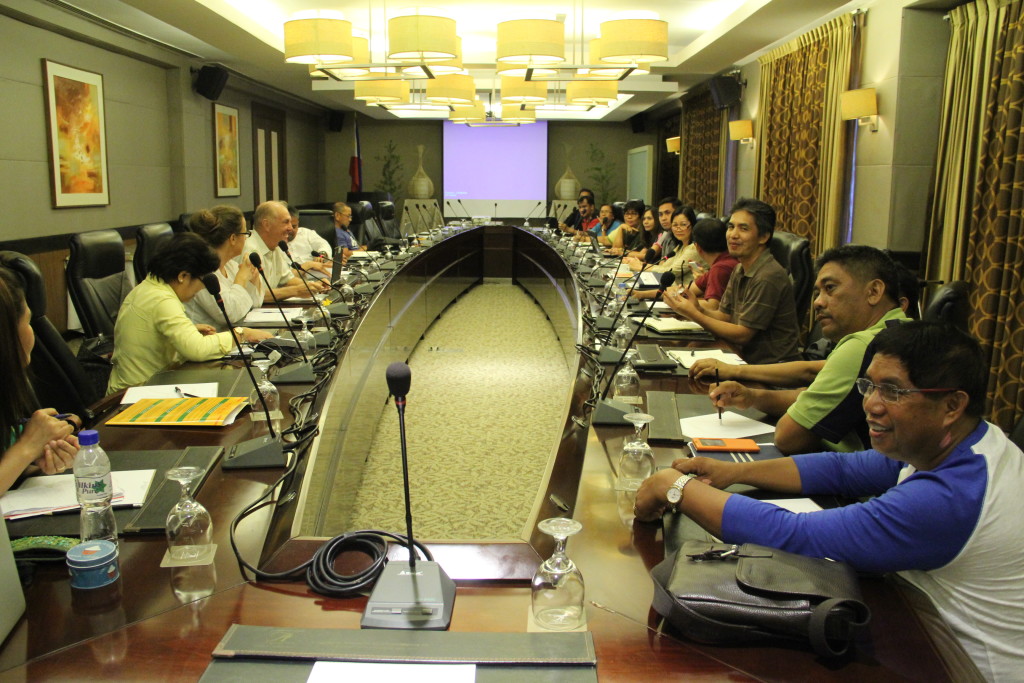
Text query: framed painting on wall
214 103 241 197
42 60 110 208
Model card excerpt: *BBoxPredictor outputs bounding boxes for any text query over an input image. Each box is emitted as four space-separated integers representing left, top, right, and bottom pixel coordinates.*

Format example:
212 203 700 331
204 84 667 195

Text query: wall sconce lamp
728 120 755 145
665 136 680 155
840 88 878 132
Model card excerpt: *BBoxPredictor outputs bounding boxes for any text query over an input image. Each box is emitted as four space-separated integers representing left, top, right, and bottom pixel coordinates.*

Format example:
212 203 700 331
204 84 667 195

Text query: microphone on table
522 200 543 226
445 200 457 222
202 274 285 469
457 199 471 220
415 204 434 235
279 241 337 343
361 362 456 631
248 252 315 384
604 248 660 338
493 201 498 221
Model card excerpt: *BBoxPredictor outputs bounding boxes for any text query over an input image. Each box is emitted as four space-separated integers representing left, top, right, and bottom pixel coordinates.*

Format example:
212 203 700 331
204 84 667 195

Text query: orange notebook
106 397 248 427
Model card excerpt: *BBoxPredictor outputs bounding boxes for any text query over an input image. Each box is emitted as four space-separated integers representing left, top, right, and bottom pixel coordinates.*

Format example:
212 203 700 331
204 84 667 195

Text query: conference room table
0 226 976 681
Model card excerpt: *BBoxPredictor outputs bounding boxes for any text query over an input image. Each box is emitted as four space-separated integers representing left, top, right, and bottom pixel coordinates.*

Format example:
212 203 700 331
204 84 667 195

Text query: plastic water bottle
74 430 117 544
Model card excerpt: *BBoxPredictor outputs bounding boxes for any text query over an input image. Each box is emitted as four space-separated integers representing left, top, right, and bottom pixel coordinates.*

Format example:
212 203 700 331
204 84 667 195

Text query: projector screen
442 121 548 218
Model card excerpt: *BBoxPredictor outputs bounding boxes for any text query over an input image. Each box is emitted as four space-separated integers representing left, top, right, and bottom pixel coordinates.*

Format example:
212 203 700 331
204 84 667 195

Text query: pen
19 413 72 425
174 387 199 399
715 369 723 422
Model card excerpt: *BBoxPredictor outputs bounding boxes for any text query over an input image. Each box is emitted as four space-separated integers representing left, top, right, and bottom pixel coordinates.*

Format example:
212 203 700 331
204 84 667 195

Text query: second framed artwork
213 103 241 197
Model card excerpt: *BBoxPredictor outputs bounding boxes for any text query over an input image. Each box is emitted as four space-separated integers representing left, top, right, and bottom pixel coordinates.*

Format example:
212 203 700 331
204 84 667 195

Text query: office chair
377 201 401 239
922 281 970 332
0 251 99 418
768 230 813 327
133 223 174 283
298 209 337 250
178 212 194 232
66 229 130 338
354 201 402 252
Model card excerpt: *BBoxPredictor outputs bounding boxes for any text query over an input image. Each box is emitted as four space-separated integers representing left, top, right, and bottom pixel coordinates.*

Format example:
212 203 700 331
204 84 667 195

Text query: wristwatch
233 326 245 339
666 474 696 511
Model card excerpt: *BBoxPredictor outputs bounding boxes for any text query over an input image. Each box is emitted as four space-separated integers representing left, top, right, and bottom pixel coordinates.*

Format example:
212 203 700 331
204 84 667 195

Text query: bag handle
808 598 870 657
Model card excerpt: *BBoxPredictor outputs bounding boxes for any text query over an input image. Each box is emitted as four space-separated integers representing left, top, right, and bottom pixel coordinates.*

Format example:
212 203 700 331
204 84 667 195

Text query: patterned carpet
322 281 570 542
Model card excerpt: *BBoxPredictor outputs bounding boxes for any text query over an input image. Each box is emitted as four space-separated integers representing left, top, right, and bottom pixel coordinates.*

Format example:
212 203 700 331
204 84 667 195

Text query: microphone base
222 435 285 469
366 272 386 282
273 361 316 384
355 283 378 295
591 397 637 425
325 302 350 317
596 315 617 331
361 560 456 631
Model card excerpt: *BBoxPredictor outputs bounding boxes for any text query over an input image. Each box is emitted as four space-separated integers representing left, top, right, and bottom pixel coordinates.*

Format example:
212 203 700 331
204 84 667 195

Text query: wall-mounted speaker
709 76 742 110
194 65 229 101
629 115 647 134
328 111 346 132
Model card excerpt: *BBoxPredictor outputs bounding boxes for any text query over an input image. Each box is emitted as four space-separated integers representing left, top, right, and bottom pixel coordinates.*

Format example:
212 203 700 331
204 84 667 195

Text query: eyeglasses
855 378 956 404
237 230 252 237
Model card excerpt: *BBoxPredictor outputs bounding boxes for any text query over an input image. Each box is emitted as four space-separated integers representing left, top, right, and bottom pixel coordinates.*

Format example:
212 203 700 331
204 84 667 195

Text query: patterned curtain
680 88 725 215
754 14 859 255
962 0 1024 431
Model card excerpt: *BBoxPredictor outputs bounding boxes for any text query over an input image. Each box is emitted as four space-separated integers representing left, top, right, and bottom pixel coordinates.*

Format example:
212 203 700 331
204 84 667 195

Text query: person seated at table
284 204 331 279
558 188 595 235
332 202 364 265
607 200 649 257
246 201 330 302
690 245 910 454
682 216 737 311
626 207 705 296
186 205 263 331
0 268 78 494
661 198 801 364
107 233 272 394
649 196 682 258
635 321 1024 682
567 195 600 240
589 203 622 246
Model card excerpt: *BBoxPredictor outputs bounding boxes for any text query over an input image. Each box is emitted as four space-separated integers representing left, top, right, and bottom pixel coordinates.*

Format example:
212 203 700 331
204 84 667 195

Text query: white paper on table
1 469 156 520
641 317 703 334
241 309 294 325
679 412 774 439
306 662 475 683
637 271 660 287
121 383 219 405
665 348 746 369
762 498 824 514
651 301 672 312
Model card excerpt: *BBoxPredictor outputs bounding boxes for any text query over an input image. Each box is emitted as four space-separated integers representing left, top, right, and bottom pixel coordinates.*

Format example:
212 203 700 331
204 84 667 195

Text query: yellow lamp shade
496 62 559 78
665 136 681 153
501 76 547 103
284 17 353 64
567 79 618 106
449 102 487 123
319 36 370 78
387 14 458 63
728 120 754 141
599 19 668 64
426 74 476 104
496 19 564 65
502 105 536 123
840 88 877 120
403 37 462 77
354 79 411 104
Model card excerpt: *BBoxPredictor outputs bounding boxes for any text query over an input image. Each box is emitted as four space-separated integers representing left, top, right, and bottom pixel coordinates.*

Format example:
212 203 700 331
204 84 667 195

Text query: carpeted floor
319 281 570 541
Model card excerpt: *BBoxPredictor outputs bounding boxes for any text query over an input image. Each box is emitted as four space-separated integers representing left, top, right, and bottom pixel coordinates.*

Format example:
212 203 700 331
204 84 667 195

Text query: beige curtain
754 13 860 255
923 1 1001 283
680 88 726 215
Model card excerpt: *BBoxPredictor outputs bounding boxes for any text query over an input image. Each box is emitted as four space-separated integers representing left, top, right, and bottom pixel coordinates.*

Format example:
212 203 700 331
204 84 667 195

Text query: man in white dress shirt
284 204 331 279
244 201 328 302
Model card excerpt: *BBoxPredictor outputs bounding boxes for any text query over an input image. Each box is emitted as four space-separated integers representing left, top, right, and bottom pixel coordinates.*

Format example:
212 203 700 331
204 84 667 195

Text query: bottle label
77 475 112 500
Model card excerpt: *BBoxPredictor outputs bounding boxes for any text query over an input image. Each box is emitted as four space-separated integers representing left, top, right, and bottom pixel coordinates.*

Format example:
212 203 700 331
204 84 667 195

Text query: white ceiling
58 0 859 121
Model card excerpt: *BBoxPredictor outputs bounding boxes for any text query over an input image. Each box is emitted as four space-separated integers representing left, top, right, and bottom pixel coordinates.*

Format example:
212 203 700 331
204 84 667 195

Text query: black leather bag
651 541 871 657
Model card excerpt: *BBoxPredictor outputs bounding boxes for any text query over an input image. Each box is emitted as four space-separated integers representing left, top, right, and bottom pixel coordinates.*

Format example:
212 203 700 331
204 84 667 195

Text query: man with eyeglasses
245 201 329 302
284 204 331 279
688 245 910 454
636 321 1024 681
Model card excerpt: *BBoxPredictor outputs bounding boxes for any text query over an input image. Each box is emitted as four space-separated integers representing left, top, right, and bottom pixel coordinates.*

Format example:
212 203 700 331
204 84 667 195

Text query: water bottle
74 430 118 544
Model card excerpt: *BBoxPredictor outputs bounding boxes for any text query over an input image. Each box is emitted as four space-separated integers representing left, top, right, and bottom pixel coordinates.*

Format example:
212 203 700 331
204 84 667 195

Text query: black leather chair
353 201 401 252
768 230 813 327
133 222 174 283
299 209 337 250
67 230 130 338
377 201 401 239
922 281 970 332
0 251 99 418
178 212 194 232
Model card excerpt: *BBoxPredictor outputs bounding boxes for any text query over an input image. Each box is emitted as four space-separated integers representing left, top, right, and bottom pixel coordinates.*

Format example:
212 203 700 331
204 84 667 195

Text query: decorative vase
407 144 434 199
554 144 579 200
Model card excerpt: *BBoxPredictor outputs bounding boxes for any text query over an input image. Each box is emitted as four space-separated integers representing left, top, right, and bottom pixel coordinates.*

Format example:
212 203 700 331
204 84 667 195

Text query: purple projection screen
443 121 548 201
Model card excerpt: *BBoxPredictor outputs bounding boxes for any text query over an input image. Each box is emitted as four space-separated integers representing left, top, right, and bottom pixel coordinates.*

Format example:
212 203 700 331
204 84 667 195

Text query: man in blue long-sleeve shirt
636 321 1023 681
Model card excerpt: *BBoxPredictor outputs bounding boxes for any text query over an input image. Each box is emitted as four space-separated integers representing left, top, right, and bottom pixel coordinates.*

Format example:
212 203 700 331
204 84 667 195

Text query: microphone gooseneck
606 247 660 337
202 273 277 438
249 251 311 365
280 240 332 329
386 361 417 570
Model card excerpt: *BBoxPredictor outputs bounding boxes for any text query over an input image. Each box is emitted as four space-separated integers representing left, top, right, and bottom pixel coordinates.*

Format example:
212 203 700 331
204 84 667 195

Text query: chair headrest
378 201 395 220
0 250 47 317
69 230 126 280
352 201 375 224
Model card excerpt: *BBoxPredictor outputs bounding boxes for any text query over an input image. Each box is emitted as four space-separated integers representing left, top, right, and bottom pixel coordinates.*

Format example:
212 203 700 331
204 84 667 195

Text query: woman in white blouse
185 206 263 330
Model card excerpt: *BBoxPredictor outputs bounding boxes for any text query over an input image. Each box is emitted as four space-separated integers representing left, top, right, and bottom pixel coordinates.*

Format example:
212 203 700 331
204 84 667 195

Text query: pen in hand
714 368 723 422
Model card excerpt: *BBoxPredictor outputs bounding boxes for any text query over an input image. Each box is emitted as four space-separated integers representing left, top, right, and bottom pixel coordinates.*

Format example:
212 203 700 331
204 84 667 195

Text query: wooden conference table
0 226 974 681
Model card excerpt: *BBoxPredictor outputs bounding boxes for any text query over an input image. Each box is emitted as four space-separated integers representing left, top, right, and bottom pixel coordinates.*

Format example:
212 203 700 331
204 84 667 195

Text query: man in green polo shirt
689 245 910 454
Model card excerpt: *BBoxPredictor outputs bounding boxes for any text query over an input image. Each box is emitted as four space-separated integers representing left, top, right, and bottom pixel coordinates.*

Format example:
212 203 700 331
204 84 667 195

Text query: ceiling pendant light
500 76 547 104
449 101 487 123
501 105 536 123
496 19 565 65
426 74 476 104
403 37 463 77
317 36 370 78
496 61 559 78
283 11 353 64
599 18 668 64
354 79 411 104
567 79 618 106
388 11 458 63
